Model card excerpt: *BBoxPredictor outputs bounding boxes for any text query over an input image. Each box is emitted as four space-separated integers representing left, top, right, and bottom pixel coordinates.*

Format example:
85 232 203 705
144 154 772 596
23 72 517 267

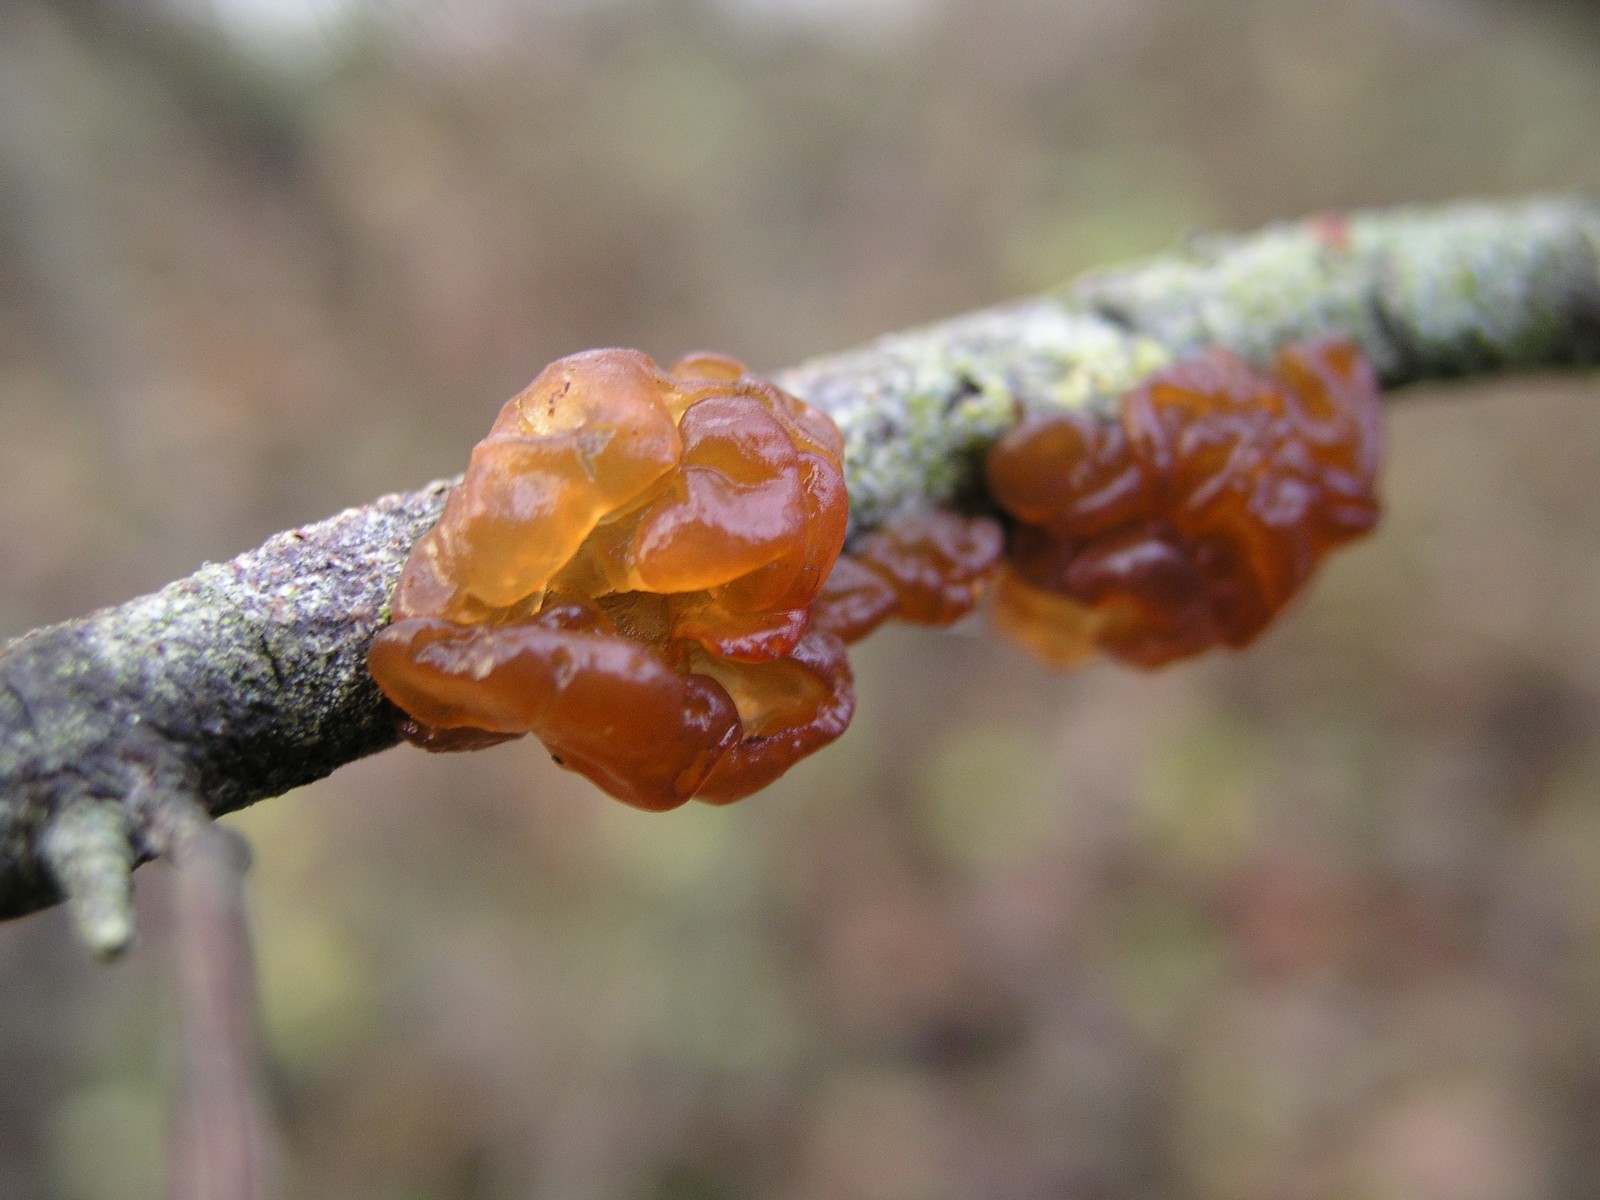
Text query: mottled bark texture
0 483 452 948
3 197 1597 950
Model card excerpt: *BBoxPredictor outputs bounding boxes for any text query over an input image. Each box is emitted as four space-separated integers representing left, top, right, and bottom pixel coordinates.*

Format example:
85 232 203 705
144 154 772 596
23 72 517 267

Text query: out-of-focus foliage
2 0 1600 1196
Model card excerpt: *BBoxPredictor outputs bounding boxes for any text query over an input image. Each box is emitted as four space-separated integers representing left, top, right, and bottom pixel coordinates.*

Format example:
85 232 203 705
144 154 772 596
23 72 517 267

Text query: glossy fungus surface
985 338 1383 668
369 349 853 810
812 508 1006 644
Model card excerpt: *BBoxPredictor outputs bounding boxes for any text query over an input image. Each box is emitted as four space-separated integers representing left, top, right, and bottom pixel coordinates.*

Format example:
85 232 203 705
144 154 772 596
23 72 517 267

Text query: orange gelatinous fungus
808 507 1006 643
810 555 902 644
669 592 811 662
986 569 1102 669
985 337 1383 668
368 348 853 809
392 350 686 621
847 508 1006 626
367 606 742 810
670 350 747 384
625 394 807 593
692 630 855 804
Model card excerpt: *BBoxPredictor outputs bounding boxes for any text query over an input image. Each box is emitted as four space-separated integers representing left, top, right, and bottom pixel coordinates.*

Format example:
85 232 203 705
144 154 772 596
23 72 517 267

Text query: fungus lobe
984 338 1383 668
368 349 853 811
811 508 1006 643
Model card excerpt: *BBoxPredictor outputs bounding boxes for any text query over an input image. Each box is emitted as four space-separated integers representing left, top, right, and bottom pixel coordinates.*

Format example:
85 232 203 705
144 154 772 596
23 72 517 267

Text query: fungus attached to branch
369 338 1384 810
984 338 1384 667
367 349 853 810
811 508 1006 643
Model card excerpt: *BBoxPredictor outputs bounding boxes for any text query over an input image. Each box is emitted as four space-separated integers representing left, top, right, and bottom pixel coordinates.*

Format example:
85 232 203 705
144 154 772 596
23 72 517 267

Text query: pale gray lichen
1072 197 1600 383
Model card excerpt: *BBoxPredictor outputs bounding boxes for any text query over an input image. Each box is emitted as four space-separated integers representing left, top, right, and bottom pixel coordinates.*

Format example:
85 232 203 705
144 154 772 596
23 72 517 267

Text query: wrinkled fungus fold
984 338 1384 668
368 349 853 809
812 508 1007 643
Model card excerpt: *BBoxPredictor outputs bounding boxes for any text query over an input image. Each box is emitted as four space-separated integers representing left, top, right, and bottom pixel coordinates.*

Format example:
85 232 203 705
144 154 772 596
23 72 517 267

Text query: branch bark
3 196 1597 945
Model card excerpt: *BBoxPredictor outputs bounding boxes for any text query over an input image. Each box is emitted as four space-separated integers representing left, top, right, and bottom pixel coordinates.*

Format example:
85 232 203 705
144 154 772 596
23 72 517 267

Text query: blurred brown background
3 0 1600 1197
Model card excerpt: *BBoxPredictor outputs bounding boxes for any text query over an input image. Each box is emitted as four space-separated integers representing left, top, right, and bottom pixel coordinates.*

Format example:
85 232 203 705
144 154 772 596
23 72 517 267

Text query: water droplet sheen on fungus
368 349 853 810
984 337 1383 668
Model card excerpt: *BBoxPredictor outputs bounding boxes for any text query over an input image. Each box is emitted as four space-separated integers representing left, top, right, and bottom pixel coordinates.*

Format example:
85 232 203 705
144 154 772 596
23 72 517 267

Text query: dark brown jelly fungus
984 338 1383 668
810 508 1006 643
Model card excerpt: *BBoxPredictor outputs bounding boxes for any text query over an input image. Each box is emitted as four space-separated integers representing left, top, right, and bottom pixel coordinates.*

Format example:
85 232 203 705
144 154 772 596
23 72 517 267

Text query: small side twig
40 797 136 958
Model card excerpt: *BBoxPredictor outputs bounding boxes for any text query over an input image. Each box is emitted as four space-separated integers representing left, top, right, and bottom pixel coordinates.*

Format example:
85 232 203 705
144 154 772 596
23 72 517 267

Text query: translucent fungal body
812 508 1006 643
369 349 853 810
984 338 1383 667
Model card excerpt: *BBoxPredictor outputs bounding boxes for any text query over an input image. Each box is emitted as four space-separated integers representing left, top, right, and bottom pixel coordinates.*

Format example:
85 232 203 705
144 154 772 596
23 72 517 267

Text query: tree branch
3 196 1596 944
